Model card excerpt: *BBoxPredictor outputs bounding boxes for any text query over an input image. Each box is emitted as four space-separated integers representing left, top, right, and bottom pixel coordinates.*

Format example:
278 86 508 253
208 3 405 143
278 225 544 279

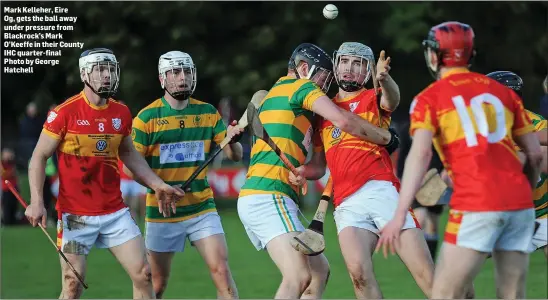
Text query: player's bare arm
514 132 543 188
376 128 433 257
118 135 185 217
376 50 400 111
289 150 327 186
536 128 547 146
26 132 60 227
541 146 548 174
311 95 392 145
222 120 244 161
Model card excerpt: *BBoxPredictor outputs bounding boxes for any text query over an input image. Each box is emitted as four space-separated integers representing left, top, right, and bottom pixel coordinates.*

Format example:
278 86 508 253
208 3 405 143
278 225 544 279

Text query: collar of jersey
441 67 470 79
334 89 368 103
81 90 110 110
161 96 192 111
279 75 293 81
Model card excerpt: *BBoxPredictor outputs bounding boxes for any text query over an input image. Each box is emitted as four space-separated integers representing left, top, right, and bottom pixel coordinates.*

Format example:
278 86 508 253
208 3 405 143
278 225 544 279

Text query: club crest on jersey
96 140 107 151
193 115 201 126
47 111 58 123
349 102 360 112
331 127 342 139
112 118 122 131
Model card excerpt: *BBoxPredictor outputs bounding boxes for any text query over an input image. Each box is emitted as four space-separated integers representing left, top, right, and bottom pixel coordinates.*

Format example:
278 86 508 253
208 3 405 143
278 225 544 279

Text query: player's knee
432 280 459 299
133 263 152 286
464 284 476 299
208 259 230 278
63 274 83 298
414 263 433 286
346 263 373 291
283 269 312 293
152 274 168 298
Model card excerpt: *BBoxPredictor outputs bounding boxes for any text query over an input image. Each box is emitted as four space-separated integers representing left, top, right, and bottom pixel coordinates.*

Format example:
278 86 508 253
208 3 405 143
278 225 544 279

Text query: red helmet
422 21 475 78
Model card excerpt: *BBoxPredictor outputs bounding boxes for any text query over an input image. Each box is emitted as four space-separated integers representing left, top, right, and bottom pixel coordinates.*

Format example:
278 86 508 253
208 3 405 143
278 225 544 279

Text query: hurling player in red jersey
291 42 434 299
25 48 184 299
377 22 543 299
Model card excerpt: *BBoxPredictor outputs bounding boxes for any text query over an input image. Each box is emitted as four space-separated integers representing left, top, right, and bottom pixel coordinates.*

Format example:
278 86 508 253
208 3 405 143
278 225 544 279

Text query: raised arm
311 95 393 146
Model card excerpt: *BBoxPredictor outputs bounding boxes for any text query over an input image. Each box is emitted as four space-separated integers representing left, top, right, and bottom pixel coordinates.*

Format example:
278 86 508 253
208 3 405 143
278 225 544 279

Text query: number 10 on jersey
452 93 507 147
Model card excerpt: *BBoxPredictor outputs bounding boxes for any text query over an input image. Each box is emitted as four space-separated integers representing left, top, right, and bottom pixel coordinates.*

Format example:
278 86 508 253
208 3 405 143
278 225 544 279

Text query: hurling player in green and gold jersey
237 43 400 299
126 51 243 299
487 71 547 259
523 109 547 257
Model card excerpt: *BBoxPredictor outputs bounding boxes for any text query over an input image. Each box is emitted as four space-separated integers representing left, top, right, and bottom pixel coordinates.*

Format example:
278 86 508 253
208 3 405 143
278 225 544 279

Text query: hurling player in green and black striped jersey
237 43 400 299
125 51 243 299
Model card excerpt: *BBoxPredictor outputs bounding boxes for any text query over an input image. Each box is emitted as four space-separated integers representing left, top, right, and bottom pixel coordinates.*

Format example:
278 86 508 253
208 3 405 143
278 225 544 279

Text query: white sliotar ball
323 4 338 20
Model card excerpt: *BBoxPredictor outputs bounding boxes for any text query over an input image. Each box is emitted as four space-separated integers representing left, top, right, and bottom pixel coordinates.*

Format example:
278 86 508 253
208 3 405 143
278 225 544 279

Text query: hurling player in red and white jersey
377 22 543 299
290 42 434 298
25 48 184 299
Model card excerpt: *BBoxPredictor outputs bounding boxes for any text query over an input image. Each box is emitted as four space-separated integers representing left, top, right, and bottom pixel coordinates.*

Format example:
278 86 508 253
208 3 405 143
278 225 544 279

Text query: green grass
3 173 547 298
1 208 547 299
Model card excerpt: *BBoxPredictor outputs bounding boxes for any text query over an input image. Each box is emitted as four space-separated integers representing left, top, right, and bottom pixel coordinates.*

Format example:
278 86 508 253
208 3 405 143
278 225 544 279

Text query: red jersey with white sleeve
43 91 132 215
314 88 400 207
410 68 534 212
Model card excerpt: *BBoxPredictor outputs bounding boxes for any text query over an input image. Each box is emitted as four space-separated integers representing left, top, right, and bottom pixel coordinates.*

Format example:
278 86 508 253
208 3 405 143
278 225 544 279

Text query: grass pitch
1 208 547 299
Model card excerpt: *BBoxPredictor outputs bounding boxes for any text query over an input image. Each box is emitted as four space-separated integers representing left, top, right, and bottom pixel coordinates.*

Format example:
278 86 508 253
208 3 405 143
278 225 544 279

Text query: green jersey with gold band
132 97 226 223
239 76 326 201
525 110 547 219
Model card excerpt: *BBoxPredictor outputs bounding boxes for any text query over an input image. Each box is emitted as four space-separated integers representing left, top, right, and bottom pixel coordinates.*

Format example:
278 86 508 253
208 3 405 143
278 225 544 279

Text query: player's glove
384 127 400 154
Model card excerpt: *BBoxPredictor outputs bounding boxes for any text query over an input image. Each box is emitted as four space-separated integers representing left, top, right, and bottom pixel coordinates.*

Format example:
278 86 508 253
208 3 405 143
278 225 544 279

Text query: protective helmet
79 48 120 98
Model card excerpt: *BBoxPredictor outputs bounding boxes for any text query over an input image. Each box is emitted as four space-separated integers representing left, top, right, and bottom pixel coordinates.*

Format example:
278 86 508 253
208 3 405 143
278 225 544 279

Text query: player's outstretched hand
375 215 404 258
376 50 391 82
154 183 185 218
227 120 245 144
25 202 48 228
289 166 306 186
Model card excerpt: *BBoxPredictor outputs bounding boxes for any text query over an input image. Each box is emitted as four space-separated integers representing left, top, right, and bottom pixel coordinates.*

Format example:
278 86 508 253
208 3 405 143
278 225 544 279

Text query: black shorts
411 200 445 215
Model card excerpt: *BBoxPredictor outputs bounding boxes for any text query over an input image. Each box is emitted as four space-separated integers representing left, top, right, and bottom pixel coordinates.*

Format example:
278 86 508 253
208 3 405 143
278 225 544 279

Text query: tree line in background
2 1 547 144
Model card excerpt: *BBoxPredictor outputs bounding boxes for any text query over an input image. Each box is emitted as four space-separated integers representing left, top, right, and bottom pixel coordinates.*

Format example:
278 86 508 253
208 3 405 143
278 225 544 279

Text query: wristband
384 127 400 154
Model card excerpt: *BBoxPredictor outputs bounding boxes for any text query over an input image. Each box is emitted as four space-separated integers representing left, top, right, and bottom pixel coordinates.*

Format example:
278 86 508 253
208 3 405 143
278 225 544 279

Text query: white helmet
158 51 197 100
333 42 374 92
79 48 120 97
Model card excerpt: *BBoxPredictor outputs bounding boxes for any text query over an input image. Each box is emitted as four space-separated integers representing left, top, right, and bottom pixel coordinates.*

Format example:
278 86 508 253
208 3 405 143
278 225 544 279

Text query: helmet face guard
79 48 120 98
333 42 374 92
307 65 334 93
159 51 197 100
289 43 335 93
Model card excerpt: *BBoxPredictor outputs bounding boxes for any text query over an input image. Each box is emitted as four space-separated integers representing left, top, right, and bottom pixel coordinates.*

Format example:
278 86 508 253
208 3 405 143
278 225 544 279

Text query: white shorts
445 208 535 253
238 193 305 250
51 178 59 198
334 180 419 235
57 207 141 256
120 179 146 198
529 217 547 252
145 212 224 252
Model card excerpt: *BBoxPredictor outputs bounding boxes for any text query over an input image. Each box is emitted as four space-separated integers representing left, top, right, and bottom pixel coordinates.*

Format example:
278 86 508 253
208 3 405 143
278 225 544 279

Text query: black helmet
486 71 523 97
288 43 334 92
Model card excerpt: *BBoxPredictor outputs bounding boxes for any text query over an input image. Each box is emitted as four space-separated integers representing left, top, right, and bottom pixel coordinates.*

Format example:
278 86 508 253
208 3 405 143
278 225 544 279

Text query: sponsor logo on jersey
159 141 205 164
